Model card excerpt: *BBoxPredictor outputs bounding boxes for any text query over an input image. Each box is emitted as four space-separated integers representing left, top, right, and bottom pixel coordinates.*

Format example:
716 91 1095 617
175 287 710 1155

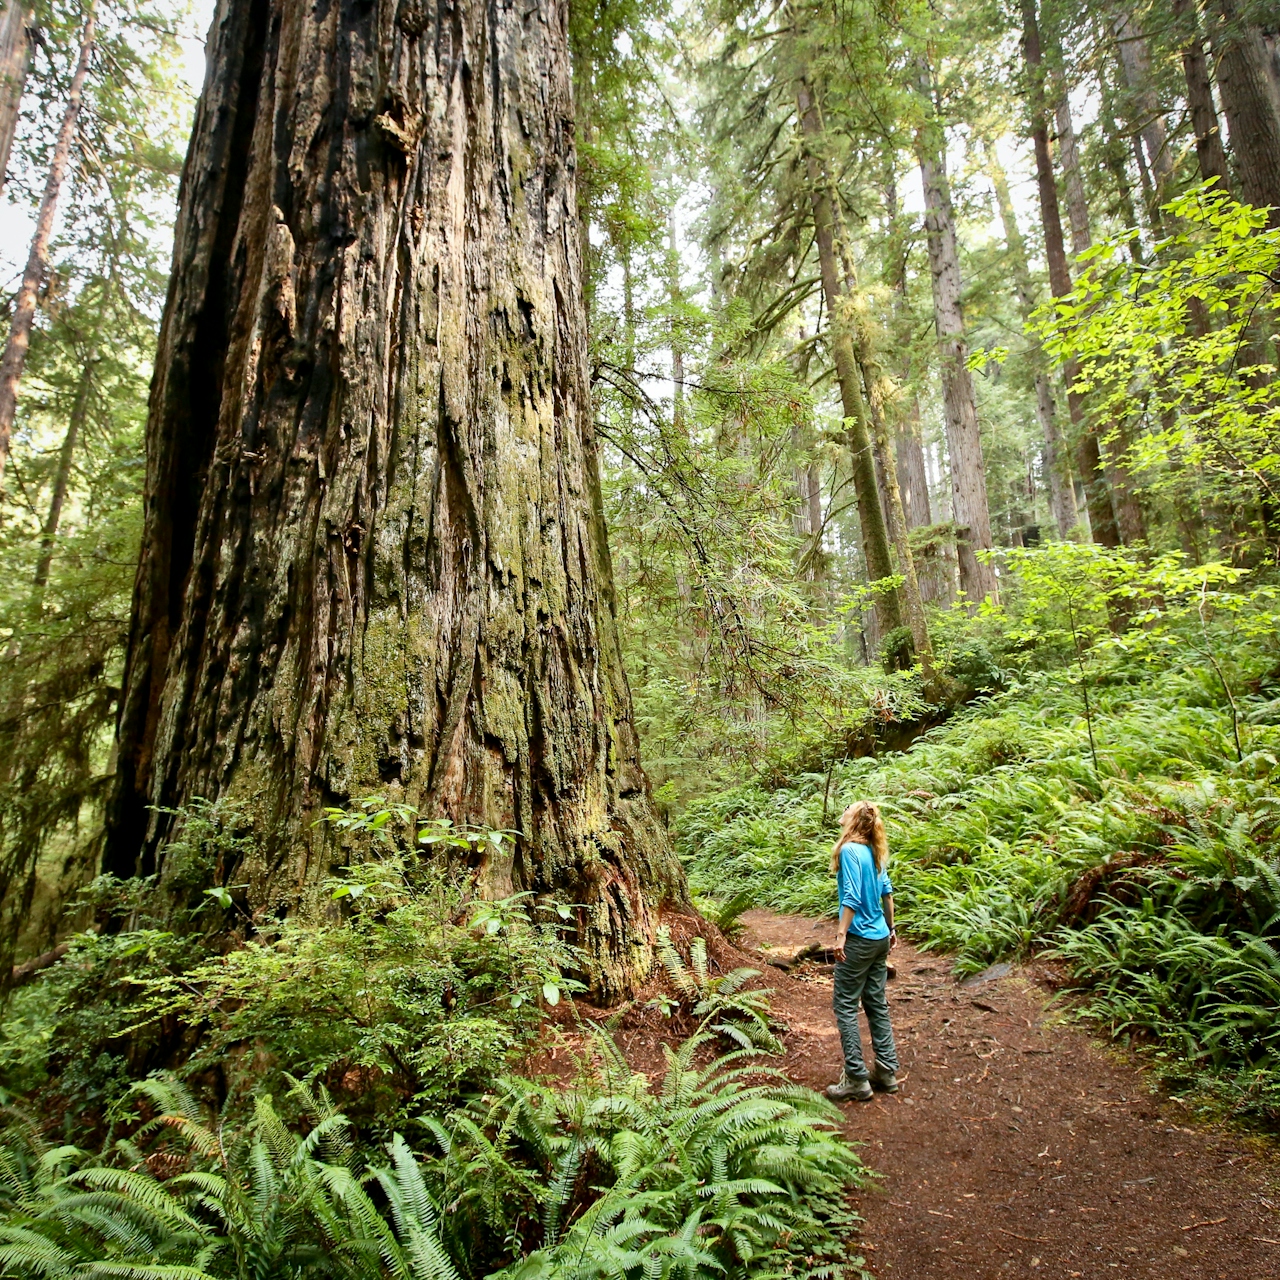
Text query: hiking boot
869 1066 899 1093
825 1071 873 1102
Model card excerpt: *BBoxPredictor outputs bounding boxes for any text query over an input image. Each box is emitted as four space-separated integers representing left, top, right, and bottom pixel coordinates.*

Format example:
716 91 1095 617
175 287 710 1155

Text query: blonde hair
829 801 888 874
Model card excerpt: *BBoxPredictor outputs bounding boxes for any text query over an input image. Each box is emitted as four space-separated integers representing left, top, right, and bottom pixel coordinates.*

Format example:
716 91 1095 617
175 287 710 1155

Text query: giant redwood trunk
104 0 682 998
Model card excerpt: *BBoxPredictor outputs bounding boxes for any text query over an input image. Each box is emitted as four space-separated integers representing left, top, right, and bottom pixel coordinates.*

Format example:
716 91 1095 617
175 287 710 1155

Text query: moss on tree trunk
105 0 683 999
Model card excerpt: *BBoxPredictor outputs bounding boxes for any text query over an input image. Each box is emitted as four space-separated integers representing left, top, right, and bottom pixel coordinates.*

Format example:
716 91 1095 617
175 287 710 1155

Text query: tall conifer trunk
1172 0 1232 192
913 57 998 604
1208 0 1280 225
0 0 30 195
1041 14 1091 259
882 165 931 533
32 356 94 593
984 140 1077 539
1109 7 1174 203
795 77 904 646
1023 0 1124 548
0 7 94 489
104 0 681 999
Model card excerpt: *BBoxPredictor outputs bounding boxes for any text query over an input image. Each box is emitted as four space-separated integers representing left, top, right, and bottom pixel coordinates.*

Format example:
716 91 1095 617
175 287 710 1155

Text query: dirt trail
736 909 1280 1279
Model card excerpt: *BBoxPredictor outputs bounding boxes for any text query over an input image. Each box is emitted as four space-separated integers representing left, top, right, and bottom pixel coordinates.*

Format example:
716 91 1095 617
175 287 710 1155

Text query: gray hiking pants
833 934 898 1080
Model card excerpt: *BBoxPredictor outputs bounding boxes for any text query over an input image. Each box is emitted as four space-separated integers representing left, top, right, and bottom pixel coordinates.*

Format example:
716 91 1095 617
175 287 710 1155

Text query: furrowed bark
1172 0 1233 193
985 139 1077 539
795 76 904 645
104 0 682 1000
913 57 998 604
0 7 94 490
1208 0 1280 225
0 0 30 195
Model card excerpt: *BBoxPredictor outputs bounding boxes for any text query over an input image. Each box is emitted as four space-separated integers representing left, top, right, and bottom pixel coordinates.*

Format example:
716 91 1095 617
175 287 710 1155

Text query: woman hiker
826 801 900 1102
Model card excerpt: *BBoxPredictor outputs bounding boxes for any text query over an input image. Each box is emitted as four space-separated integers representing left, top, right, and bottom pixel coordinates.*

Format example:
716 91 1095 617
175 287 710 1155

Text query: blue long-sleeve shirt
836 841 893 940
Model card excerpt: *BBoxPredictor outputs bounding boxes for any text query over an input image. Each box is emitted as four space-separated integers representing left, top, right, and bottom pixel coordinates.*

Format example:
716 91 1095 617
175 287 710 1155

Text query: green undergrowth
0 801 871 1279
0 1034 870 1280
678 618 1280 1125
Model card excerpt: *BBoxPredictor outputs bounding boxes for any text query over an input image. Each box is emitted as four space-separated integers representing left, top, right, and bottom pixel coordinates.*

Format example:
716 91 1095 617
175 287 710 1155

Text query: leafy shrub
139 854 581 1129
0 801 579 1133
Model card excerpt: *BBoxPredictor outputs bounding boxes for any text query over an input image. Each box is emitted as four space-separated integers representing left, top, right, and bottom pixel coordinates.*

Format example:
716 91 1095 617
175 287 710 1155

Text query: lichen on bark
105 0 684 999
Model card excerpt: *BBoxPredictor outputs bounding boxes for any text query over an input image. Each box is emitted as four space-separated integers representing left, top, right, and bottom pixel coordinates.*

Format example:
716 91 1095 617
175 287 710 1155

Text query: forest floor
730 909 1280 1279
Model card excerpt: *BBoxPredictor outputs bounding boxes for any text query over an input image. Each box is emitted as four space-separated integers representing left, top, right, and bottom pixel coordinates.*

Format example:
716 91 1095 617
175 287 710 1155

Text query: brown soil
731 909 1280 1279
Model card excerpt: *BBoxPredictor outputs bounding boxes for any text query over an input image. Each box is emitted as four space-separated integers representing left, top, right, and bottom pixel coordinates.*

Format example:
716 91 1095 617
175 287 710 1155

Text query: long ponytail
829 800 888 873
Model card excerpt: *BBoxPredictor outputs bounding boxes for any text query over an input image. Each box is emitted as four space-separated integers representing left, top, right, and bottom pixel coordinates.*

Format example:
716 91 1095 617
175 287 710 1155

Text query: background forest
0 0 1278 1274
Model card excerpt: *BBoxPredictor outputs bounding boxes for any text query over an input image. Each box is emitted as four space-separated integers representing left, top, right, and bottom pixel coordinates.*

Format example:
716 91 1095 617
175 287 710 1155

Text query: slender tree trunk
621 245 636 438
861 349 933 669
795 77 903 642
790 427 812 538
790 335 825 587
1053 97 1092 257
882 163 932 532
807 462 823 540
895 398 931 527
1110 7 1175 199
1208 0 1280 225
985 139 1077 539
1131 130 1164 236
1173 0 1233 192
1046 24 1153 538
1095 62 1148 262
912 57 998 604
666 206 685 431
827 166 931 665
1041 15 1092 260
32 355 93 593
1023 0 1123 548
0 7 94 490
0 0 30 195
103 0 681 999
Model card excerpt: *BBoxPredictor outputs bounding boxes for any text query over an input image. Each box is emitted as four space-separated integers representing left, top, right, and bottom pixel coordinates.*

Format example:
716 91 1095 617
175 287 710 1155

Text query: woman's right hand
833 935 846 963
